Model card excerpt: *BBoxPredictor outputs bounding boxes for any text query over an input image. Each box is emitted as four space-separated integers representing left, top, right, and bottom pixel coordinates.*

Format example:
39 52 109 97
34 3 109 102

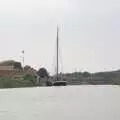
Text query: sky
0 0 120 74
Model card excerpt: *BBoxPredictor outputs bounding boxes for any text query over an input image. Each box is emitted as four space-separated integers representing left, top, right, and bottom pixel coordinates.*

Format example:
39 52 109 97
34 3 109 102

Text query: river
0 85 120 120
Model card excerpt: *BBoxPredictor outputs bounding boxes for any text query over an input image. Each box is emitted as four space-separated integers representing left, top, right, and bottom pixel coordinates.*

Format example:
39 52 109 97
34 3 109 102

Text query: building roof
0 60 15 66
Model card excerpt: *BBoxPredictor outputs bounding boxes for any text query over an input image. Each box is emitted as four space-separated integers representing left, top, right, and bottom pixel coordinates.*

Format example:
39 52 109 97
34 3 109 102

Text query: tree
37 67 49 78
24 65 31 71
82 71 91 77
24 74 36 85
14 62 22 70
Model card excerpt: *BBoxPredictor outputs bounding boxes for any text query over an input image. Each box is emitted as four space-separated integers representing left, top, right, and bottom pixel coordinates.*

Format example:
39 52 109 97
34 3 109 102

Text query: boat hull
53 81 67 86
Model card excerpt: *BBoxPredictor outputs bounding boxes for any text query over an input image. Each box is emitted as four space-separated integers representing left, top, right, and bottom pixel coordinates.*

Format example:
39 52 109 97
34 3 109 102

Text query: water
0 85 120 120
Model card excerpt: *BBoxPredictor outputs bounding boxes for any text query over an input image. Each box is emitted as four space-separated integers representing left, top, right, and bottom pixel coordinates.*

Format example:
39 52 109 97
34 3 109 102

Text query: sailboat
52 27 67 86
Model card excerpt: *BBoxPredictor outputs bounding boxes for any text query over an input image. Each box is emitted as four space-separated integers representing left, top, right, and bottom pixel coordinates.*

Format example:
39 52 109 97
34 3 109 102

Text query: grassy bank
0 75 36 88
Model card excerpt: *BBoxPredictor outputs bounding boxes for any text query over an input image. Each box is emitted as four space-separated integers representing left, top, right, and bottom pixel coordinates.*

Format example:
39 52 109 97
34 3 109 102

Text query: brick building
0 60 22 77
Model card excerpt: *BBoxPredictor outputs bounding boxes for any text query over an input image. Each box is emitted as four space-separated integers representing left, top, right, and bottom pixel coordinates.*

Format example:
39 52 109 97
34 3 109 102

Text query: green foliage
82 72 91 77
37 67 49 78
14 62 22 70
0 77 19 88
23 74 36 85
24 65 31 70
0 75 37 88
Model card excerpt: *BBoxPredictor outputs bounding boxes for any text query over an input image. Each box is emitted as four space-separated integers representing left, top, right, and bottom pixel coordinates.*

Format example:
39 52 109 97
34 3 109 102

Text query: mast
53 27 67 86
22 50 24 70
56 26 59 81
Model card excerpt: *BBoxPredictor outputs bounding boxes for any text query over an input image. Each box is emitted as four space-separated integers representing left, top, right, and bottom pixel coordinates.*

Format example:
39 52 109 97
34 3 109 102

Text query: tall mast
22 50 24 70
56 26 59 81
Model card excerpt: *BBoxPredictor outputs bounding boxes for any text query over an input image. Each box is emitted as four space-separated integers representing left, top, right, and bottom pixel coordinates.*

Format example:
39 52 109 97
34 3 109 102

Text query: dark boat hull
53 81 67 86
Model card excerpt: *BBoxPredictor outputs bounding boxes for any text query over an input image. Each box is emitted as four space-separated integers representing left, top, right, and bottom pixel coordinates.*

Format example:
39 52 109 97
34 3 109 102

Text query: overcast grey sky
0 0 120 74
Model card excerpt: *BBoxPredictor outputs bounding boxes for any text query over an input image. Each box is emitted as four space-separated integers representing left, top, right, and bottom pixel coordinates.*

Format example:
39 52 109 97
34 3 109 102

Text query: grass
0 75 37 88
